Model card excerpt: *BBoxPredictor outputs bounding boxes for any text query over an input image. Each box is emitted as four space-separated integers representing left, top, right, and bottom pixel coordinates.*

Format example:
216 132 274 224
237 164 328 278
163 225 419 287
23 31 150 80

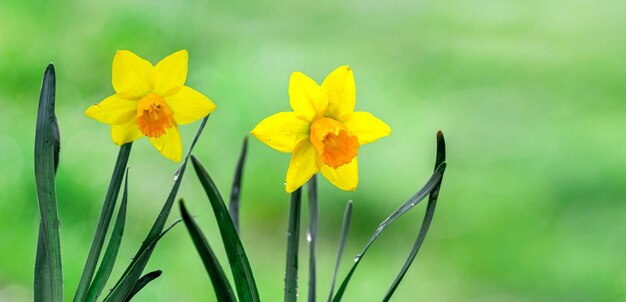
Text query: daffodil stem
284 187 302 302
307 175 318 302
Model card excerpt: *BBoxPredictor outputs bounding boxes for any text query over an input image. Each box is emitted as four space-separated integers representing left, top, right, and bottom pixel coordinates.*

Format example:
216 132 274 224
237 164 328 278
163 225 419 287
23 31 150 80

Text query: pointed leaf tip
45 63 55 74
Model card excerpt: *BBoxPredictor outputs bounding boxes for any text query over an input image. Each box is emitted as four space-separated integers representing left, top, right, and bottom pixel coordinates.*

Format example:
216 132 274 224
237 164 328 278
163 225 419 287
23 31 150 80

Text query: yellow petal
112 50 154 98
149 125 182 162
111 119 144 145
320 158 358 191
289 72 326 121
341 112 391 145
85 94 136 125
286 141 320 193
251 112 310 153
166 86 216 125
154 50 188 97
321 65 355 119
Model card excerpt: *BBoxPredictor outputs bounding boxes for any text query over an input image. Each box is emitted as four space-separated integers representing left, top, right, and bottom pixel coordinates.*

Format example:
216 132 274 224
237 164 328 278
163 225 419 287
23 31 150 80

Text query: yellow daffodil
252 66 391 193
85 50 216 161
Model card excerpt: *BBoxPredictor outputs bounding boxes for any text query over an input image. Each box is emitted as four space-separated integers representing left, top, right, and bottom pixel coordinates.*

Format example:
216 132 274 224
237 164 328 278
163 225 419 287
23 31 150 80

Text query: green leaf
34 63 63 302
73 143 132 302
229 137 248 234
104 220 181 301
104 116 209 301
331 162 447 302
85 168 130 302
34 225 52 302
327 201 352 302
382 131 447 301
180 200 237 302
191 155 260 302
123 270 162 302
306 175 318 302
284 188 302 302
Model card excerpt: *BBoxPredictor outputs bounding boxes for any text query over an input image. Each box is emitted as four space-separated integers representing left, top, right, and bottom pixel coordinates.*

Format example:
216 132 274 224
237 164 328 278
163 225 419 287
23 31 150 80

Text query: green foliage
104 220 181 301
124 270 163 302
104 117 209 301
85 168 130 301
228 137 248 233
190 155 260 302
382 131 446 301
179 200 236 302
34 64 63 302
74 144 132 302
327 201 352 302
332 133 447 301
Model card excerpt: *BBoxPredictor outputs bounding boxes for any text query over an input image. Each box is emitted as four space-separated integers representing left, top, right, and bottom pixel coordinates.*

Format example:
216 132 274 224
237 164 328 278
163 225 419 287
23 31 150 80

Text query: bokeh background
1 0 626 301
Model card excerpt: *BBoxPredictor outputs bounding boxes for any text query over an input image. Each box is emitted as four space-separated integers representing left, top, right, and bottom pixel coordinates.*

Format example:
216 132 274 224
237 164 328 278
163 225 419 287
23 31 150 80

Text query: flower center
310 117 359 168
136 93 174 138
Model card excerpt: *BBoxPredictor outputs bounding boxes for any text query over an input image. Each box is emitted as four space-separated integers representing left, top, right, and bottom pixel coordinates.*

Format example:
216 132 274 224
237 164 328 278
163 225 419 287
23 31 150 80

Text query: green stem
307 175 318 302
284 188 302 302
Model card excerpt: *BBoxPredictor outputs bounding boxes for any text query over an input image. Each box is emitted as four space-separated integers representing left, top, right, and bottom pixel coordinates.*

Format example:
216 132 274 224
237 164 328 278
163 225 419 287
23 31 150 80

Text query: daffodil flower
85 50 216 161
252 66 391 193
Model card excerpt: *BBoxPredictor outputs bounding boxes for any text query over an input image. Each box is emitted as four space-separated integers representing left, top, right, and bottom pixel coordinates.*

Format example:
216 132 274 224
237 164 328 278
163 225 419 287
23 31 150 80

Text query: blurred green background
1 0 626 301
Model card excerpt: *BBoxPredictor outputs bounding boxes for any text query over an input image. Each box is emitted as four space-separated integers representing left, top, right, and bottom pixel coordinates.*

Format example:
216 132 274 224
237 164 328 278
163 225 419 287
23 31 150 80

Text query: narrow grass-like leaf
74 143 132 302
284 187 302 302
123 270 162 302
382 190 440 301
35 77 60 299
104 220 181 301
52 115 60 173
104 117 209 301
180 200 237 302
434 131 446 169
34 64 63 301
331 162 447 302
327 201 352 302
85 168 130 302
306 175 318 302
34 225 52 301
191 155 260 302
229 137 248 234
382 131 446 301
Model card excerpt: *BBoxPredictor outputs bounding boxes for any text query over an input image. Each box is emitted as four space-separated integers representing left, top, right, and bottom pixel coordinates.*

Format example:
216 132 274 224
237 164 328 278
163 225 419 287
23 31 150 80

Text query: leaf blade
34 225 52 301
191 155 260 302
85 168 130 301
34 64 63 301
73 143 132 302
180 200 237 302
229 137 248 234
327 201 352 302
123 270 163 302
104 220 181 301
331 163 446 302
382 131 447 301
104 116 209 301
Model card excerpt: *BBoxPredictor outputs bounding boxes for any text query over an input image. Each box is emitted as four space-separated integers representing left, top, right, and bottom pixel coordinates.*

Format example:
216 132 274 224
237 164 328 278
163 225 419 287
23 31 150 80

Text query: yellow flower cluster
87 52 390 192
